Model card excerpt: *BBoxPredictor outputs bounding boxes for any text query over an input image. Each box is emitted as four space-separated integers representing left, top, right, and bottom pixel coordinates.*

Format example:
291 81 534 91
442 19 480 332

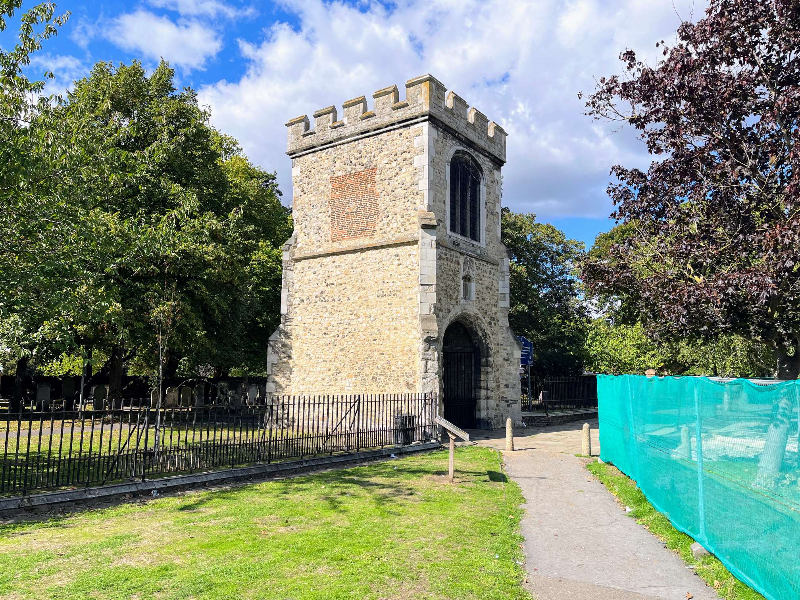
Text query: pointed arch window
449 153 482 242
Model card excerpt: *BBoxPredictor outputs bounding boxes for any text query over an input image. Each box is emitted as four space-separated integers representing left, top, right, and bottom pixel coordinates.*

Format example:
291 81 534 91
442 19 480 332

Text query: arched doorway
442 321 480 429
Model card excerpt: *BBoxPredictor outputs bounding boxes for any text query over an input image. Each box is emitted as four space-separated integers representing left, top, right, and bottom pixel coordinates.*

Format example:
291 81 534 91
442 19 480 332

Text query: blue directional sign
518 336 533 367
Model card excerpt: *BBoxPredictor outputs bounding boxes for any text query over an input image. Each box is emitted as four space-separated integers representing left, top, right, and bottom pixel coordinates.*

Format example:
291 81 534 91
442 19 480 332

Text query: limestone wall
289 244 420 393
271 107 427 395
290 125 424 256
286 74 506 164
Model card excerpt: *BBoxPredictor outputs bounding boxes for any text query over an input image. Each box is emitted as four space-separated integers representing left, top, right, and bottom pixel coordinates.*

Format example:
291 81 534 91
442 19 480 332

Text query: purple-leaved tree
582 0 800 486
583 0 800 376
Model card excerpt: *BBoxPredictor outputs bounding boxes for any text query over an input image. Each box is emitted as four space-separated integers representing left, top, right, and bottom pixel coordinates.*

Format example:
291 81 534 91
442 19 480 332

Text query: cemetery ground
0 446 530 599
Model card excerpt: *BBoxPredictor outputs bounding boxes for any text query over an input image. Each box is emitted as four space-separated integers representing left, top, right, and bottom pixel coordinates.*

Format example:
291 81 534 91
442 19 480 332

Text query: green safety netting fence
598 375 800 600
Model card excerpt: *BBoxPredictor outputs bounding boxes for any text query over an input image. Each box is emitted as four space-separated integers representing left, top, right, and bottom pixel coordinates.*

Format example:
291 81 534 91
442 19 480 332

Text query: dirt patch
377 576 431 599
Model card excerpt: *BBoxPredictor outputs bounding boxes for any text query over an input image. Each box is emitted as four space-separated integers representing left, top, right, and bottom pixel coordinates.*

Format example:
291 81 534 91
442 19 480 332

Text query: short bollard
506 418 514 451
581 423 592 456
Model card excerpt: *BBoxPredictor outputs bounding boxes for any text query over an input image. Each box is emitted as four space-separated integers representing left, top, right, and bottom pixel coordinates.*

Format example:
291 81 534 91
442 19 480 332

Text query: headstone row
0 375 270 411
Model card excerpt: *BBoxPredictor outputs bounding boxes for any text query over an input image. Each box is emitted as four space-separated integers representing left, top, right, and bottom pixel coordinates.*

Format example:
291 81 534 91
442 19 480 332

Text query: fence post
676 425 691 460
694 383 707 543
267 399 273 464
356 395 361 452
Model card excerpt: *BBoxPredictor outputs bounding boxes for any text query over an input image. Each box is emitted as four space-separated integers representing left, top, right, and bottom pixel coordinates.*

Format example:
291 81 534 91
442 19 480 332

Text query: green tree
585 318 774 377
672 335 775 379
0 0 72 409
585 320 669 375
501 208 588 375
1 56 291 402
584 222 640 325
52 61 291 385
585 225 775 378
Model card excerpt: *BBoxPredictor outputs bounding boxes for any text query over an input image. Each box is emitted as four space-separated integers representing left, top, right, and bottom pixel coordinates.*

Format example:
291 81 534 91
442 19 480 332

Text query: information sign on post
435 416 470 482
518 336 533 367
518 336 534 406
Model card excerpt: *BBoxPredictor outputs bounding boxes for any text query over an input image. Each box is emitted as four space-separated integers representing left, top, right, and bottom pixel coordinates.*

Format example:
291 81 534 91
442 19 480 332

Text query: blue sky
5 0 705 249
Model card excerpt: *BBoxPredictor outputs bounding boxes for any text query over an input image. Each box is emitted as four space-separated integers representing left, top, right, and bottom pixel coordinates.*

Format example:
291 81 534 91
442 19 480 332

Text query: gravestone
193 384 205 408
0 376 13 400
215 382 228 406
247 384 259 405
36 381 51 411
62 377 76 410
92 385 107 410
165 387 179 408
229 383 243 409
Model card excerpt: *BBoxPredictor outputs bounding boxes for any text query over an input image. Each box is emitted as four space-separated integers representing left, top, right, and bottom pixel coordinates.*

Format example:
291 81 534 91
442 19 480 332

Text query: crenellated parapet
285 74 507 164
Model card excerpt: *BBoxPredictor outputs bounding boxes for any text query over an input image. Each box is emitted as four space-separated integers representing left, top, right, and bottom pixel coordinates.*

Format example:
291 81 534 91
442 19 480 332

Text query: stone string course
268 74 521 428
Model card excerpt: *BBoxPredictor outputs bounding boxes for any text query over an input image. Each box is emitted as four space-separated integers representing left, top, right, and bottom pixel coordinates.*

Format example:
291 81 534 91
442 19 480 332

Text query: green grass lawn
587 460 764 600
0 446 531 599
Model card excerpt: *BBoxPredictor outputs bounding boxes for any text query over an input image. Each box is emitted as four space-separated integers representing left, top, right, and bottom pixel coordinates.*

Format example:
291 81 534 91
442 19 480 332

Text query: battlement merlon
285 74 507 165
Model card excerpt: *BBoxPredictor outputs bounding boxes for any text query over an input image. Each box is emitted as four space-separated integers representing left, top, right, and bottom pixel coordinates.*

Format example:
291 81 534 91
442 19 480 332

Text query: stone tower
267 74 521 429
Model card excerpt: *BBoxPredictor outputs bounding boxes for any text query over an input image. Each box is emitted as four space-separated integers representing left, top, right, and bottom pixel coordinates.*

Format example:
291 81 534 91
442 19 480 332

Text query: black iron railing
0 393 437 496
521 375 598 413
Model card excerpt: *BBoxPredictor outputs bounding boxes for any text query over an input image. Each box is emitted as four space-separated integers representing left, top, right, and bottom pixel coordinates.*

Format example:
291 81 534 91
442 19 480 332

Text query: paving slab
471 420 718 600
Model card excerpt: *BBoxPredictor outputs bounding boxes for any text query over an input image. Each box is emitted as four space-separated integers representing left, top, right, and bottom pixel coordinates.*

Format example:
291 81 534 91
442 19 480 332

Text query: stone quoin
266 74 522 429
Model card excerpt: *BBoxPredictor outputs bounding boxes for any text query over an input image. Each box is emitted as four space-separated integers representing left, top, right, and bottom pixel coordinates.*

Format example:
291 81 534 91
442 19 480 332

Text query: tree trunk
754 348 800 487
108 345 124 408
162 352 180 385
11 357 28 413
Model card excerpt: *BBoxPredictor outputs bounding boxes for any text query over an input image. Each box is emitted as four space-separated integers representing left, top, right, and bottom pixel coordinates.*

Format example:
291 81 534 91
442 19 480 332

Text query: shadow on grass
0 448 504 528
487 471 507 482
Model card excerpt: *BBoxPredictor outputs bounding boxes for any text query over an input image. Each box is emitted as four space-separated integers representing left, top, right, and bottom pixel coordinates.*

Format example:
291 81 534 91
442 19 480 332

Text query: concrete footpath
470 420 718 600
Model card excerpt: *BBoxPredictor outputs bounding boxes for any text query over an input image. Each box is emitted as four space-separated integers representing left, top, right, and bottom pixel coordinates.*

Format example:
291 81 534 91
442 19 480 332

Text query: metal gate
442 322 478 429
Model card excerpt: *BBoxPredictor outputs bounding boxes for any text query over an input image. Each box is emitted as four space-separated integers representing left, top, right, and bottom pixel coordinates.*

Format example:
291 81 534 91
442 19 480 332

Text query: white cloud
28 53 87 96
199 0 706 219
106 10 222 71
147 0 256 19
70 16 99 50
